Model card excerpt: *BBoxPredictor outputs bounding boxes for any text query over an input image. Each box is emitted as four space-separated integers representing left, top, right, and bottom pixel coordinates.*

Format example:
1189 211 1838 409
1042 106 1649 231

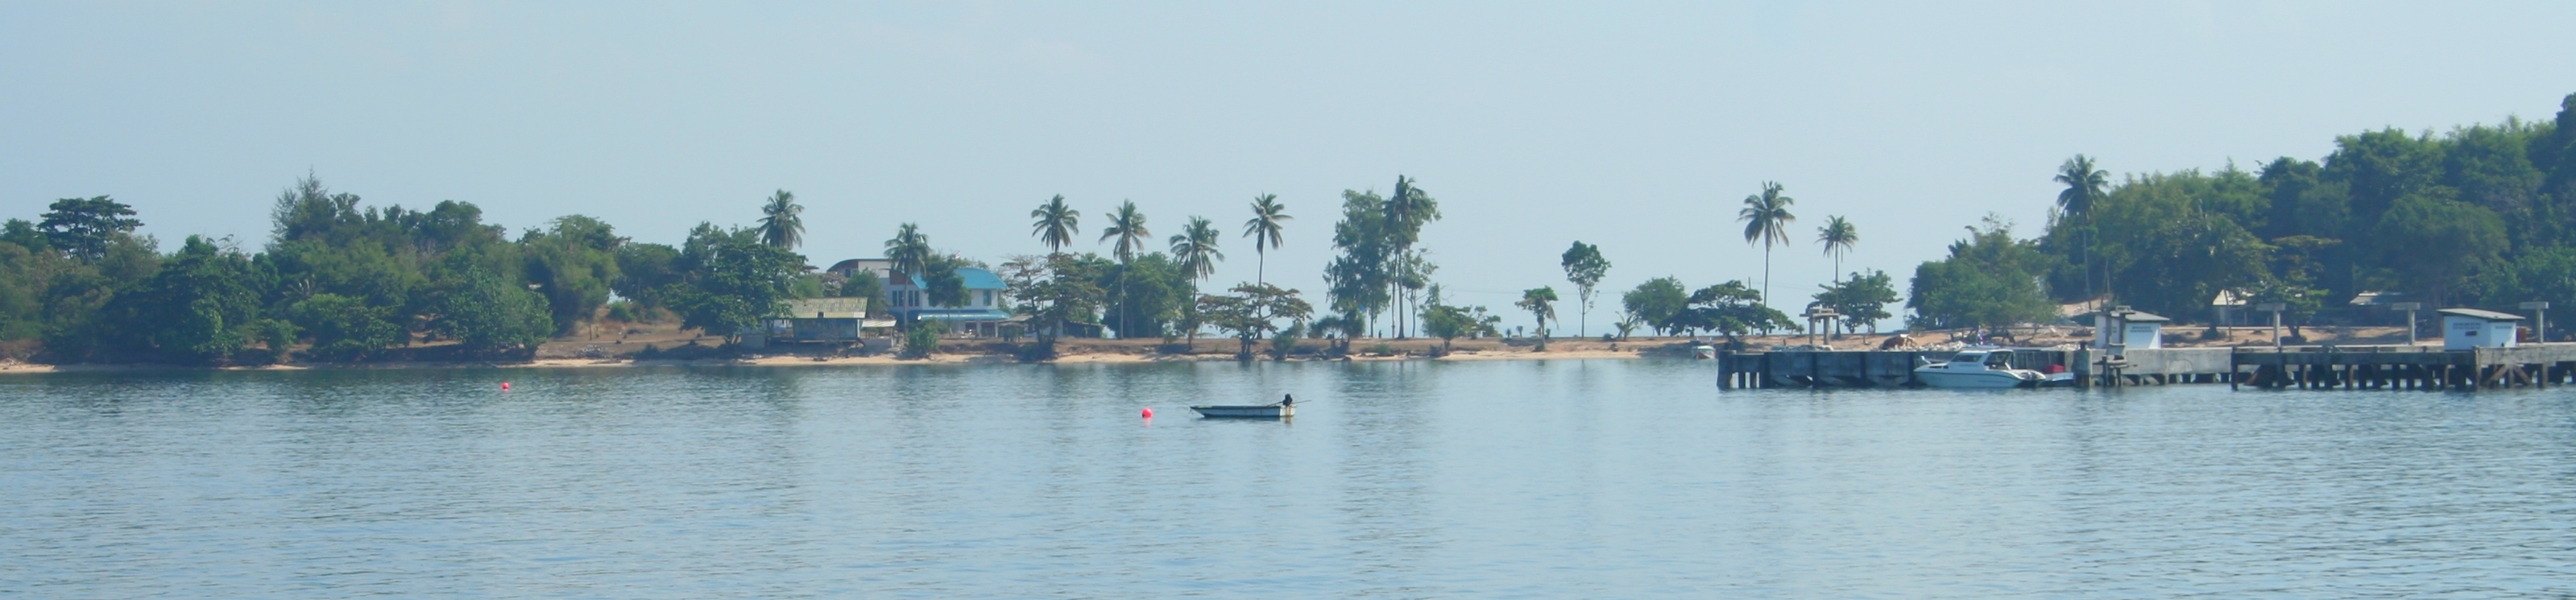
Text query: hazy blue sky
6 2 2574 332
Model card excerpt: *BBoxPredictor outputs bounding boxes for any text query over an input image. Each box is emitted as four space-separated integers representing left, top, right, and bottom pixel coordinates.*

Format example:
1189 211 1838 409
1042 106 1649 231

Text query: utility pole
2390 302 2422 346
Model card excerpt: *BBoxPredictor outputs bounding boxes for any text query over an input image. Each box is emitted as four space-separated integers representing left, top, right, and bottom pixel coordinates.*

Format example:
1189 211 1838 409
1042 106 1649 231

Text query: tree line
1911 92 2576 333
0 176 829 364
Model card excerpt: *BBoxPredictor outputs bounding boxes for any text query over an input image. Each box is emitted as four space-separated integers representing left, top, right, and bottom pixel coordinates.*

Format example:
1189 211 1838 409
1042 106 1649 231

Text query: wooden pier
1717 343 2576 391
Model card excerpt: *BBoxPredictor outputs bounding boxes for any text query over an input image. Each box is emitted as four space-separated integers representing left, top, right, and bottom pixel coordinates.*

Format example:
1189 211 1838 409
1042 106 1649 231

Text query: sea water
2 360 2571 598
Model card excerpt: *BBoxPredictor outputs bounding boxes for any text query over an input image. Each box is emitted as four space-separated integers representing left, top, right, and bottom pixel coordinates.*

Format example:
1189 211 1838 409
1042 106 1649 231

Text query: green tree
1242 193 1290 286
668 225 805 341
1030 194 1081 255
290 292 404 362
1622 276 1690 337
884 223 932 283
2055 155 2110 304
921 253 972 308
1099 201 1150 336
1323 190 1390 337
901 318 946 358
1170 215 1224 283
524 215 623 335
2371 192 2507 306
839 270 884 312
1685 280 1794 346
2324 128 2445 232
1559 241 1609 337
1383 176 1441 337
1812 269 1899 333
1000 253 1108 351
1738 181 1795 304
1516 287 1558 344
1100 201 1151 263
435 267 554 352
1816 216 1857 285
613 242 684 309
38 196 142 262
1197 283 1313 360
1098 253 1191 339
756 189 804 250
100 236 262 364
1418 297 1501 353
1907 217 2057 332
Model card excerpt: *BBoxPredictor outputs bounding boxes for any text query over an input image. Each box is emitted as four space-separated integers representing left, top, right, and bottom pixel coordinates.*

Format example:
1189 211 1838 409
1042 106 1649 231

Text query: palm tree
1738 181 1796 304
1099 201 1149 337
757 189 803 250
1029 194 1080 255
1381 176 1440 337
2054 155 2109 219
1170 216 1224 282
1817 215 1857 285
1100 201 1149 263
1241 193 1290 286
2056 155 2110 307
884 222 931 283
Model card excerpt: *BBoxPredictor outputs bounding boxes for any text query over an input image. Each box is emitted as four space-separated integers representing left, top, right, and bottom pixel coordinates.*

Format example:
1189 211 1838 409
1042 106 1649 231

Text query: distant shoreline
0 347 1651 374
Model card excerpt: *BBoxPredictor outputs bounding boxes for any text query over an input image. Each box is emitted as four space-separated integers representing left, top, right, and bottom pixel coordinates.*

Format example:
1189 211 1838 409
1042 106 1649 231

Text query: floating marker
500 382 511 391
1141 407 1153 418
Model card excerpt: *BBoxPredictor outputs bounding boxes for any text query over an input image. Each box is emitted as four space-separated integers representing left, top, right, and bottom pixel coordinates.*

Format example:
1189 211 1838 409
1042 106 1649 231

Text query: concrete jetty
1717 343 2576 391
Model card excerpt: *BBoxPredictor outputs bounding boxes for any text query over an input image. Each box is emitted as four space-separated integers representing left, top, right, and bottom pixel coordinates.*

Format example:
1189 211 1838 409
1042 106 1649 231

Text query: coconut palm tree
756 189 803 250
2053 155 2109 219
1241 193 1290 286
884 222 931 283
1171 216 1224 282
1099 201 1149 337
1100 201 1149 263
1029 194 1080 255
1817 215 1857 285
2056 155 2110 306
1738 181 1796 304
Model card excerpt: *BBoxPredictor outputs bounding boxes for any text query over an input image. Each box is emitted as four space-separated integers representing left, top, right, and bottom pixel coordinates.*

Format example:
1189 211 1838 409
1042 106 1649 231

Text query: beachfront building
884 267 1021 338
759 297 894 344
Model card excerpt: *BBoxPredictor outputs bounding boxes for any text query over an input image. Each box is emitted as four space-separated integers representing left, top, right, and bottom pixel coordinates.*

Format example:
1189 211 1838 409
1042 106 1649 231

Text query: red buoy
500 382 511 391
1141 407 1153 418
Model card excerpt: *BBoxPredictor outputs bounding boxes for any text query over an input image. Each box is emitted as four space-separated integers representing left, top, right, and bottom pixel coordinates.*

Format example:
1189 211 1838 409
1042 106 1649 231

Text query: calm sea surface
3 359 2573 598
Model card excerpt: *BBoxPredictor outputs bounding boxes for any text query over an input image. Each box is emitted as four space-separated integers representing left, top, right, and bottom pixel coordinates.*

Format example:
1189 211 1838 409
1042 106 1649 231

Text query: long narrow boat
1190 404 1294 418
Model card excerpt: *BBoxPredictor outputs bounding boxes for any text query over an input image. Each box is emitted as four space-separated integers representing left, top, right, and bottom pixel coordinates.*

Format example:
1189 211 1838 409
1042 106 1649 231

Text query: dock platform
1717 343 2576 391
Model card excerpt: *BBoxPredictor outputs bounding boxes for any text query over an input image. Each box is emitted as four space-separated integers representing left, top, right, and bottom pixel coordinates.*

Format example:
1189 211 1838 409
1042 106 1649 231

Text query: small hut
2437 308 2523 350
2094 307 2168 350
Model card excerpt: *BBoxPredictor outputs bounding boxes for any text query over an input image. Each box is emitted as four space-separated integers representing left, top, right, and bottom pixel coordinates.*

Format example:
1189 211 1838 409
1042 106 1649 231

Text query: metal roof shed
2437 308 2523 350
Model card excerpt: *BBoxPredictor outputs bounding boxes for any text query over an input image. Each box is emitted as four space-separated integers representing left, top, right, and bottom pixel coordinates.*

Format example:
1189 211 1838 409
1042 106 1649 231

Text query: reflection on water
2 361 2573 598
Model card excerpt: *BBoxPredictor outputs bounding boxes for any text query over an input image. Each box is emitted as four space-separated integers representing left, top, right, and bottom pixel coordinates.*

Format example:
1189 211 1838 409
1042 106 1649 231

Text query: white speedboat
1913 349 2046 388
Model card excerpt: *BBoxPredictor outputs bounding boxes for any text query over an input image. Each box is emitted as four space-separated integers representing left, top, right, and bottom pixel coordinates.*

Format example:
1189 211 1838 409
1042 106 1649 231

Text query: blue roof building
883 266 1021 337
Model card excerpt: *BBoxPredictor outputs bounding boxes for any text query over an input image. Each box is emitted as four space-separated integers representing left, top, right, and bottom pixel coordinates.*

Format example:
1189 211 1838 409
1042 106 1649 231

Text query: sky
6 2 2574 333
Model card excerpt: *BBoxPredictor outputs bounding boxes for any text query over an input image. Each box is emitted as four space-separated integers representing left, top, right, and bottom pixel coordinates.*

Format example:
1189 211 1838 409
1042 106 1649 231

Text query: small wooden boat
1190 403 1294 418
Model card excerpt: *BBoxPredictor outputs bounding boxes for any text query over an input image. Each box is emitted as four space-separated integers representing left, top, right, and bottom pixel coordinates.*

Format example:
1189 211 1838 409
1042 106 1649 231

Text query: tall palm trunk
1762 243 1773 308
